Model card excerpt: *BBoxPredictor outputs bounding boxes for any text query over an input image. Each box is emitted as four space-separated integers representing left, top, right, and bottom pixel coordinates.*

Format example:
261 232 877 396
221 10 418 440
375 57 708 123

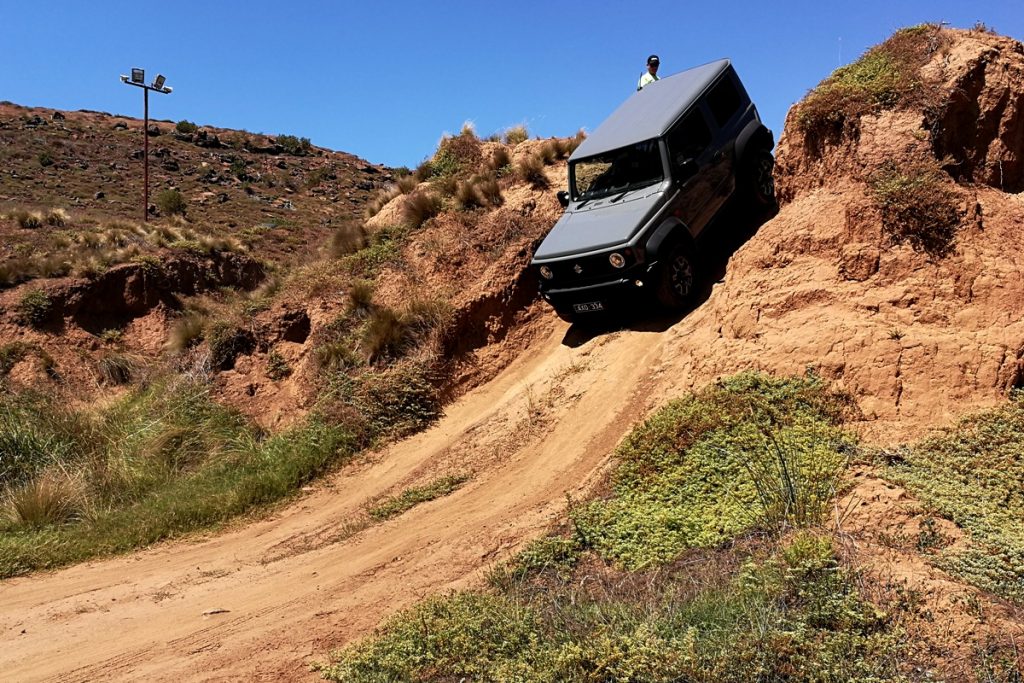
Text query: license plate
573 301 604 313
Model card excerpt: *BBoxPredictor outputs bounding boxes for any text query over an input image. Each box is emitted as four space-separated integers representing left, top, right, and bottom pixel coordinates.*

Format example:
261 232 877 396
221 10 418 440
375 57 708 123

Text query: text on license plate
573 301 604 313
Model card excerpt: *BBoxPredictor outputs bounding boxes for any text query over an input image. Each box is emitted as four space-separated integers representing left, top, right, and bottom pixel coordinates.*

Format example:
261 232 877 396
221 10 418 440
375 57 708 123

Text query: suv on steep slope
532 59 775 321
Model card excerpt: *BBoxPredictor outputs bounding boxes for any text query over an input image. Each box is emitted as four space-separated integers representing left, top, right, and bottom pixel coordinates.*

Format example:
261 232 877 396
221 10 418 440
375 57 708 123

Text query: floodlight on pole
119 68 172 222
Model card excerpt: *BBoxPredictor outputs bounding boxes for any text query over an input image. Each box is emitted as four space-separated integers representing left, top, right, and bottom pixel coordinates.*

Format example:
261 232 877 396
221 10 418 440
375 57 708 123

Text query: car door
665 107 714 235
698 74 745 223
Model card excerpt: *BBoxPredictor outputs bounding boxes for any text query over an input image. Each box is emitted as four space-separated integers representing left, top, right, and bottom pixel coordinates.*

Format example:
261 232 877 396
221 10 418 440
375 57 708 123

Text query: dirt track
0 319 669 681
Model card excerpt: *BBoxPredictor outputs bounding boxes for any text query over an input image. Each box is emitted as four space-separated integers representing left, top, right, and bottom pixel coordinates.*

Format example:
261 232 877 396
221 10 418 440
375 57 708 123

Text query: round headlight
539 265 554 280
609 252 626 268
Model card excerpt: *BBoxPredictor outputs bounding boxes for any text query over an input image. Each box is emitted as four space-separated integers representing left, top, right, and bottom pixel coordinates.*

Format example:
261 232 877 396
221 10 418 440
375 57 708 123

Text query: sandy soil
0 318 671 681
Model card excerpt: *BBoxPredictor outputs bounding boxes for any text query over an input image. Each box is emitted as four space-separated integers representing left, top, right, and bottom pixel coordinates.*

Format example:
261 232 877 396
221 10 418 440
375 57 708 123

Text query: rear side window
667 110 712 164
706 77 742 127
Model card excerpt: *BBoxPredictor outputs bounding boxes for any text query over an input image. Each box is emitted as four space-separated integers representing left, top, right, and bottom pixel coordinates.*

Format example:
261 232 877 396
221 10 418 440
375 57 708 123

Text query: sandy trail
0 319 667 682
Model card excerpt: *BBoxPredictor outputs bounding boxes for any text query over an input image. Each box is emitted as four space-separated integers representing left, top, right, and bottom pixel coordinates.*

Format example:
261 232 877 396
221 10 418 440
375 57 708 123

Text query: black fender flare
735 121 774 165
645 217 695 262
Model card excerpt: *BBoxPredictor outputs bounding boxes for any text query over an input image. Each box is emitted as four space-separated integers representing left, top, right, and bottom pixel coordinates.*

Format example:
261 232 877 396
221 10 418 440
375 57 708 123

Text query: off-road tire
745 149 777 208
655 241 697 310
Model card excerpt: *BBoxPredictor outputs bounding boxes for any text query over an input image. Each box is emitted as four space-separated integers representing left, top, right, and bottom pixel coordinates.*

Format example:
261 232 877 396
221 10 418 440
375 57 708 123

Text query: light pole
120 68 172 222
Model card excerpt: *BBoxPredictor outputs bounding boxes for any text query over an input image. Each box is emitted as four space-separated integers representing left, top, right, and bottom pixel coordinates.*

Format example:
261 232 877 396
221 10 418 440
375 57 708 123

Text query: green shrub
175 120 198 134
38 152 54 168
156 189 187 216
16 289 54 327
869 158 961 257
276 134 312 155
266 349 291 380
349 363 441 440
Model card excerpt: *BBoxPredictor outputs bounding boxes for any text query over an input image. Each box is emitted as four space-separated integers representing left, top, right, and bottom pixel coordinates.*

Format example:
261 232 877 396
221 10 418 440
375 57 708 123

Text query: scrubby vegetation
886 394 1024 603
319 374 912 682
797 25 951 146
368 473 471 521
869 158 961 257
0 379 357 576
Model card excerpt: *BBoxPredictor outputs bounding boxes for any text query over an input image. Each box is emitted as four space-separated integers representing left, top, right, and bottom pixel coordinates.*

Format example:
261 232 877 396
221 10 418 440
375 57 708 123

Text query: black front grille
542 249 641 287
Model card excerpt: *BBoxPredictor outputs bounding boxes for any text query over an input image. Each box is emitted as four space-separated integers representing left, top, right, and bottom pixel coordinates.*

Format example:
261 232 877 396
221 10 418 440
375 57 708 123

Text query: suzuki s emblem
574 264 583 274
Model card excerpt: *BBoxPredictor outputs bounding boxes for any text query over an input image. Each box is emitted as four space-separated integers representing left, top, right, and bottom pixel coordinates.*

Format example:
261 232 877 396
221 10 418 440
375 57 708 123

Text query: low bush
276 134 312 155
869 158 961 257
573 372 854 569
16 289 54 328
797 25 949 146
156 189 187 217
175 120 198 134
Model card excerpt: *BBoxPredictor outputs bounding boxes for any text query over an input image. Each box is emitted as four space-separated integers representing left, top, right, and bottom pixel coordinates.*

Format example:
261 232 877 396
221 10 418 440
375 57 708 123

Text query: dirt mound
644 27 1024 443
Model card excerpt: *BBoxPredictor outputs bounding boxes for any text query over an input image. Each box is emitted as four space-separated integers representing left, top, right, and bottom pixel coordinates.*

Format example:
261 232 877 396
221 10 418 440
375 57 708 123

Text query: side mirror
556 190 570 208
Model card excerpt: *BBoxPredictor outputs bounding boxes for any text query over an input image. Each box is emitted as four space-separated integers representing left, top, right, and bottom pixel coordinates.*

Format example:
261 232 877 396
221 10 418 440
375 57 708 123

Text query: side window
706 77 742 127
667 110 712 166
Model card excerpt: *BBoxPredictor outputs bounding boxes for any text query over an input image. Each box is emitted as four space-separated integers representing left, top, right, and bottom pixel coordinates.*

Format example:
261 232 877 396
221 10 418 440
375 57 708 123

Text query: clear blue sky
2 1 1021 168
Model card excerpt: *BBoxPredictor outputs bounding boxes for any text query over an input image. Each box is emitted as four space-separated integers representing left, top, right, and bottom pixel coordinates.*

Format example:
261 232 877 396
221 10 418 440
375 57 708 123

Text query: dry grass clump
3 469 84 528
364 176 419 219
45 208 68 227
12 209 42 229
96 353 136 386
166 312 207 353
454 174 503 210
869 157 962 256
315 341 362 372
362 307 412 364
399 191 442 229
503 125 529 145
797 24 950 147
348 279 375 313
328 220 369 257
515 154 549 190
485 146 511 174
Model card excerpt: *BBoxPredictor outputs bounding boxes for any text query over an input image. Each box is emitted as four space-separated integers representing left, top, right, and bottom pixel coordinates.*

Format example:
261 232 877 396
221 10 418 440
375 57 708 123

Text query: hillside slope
2 25 1024 682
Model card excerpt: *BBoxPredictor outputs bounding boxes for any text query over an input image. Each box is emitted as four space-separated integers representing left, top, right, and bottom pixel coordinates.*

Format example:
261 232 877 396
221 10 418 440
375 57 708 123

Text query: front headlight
539 265 554 280
609 252 625 268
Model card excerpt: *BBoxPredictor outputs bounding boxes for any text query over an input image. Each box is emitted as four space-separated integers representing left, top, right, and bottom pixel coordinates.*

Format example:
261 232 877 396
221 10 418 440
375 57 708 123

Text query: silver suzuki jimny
532 59 775 322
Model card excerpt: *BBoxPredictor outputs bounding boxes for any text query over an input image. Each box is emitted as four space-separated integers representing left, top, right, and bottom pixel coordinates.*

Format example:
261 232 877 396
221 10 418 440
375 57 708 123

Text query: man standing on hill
637 55 660 90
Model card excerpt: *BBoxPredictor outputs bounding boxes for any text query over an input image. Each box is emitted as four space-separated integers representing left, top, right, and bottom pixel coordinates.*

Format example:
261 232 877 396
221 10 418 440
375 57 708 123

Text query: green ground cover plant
573 372 855 569
886 395 1024 603
797 25 950 146
869 158 961 257
318 374 910 682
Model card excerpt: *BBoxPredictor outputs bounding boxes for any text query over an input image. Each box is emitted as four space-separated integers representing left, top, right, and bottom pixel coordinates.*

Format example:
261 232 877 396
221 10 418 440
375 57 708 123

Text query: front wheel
655 242 697 310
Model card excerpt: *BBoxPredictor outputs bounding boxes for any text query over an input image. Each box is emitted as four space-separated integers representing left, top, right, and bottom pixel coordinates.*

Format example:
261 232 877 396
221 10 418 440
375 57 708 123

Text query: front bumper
538 264 657 317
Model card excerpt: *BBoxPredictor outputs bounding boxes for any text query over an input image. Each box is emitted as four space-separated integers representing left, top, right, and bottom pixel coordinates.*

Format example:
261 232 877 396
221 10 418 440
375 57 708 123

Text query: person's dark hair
647 55 660 66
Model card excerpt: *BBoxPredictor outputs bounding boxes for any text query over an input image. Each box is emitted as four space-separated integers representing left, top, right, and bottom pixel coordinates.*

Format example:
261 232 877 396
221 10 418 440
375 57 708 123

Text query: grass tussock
869 158 961 257
515 154 550 190
885 394 1024 603
503 125 529 145
15 289 54 328
399 191 442 229
96 353 136 386
797 24 950 147
327 220 368 258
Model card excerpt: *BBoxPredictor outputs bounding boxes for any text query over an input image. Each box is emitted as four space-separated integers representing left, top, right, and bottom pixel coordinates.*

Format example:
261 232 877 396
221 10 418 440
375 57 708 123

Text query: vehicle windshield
571 139 663 200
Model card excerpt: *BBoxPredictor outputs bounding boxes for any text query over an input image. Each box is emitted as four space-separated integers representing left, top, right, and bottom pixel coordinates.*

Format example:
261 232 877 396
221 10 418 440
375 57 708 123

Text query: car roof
571 59 732 161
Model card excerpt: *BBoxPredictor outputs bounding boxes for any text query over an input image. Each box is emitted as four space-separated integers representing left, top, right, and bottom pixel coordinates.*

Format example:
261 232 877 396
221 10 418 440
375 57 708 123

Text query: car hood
532 189 666 261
